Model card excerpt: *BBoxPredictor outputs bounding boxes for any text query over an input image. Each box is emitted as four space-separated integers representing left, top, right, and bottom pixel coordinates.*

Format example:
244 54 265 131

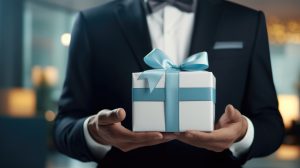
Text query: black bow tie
147 0 196 13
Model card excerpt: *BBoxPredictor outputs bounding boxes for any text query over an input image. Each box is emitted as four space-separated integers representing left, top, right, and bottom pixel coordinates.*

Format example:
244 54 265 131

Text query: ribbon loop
138 49 209 92
180 52 209 71
143 48 175 69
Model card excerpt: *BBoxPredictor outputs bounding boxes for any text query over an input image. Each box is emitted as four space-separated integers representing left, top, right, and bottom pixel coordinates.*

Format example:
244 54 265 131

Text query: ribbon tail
165 69 180 132
144 49 175 69
138 69 164 93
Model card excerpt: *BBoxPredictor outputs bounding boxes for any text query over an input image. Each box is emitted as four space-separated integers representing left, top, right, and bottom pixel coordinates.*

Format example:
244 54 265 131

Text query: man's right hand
87 108 175 152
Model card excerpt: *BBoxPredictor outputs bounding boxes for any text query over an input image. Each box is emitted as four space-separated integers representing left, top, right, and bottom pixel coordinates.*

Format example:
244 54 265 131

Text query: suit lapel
189 0 224 57
114 0 152 71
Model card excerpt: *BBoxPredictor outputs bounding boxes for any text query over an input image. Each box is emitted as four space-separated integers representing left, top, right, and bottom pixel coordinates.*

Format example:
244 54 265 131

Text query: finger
126 137 175 151
177 138 228 153
97 108 126 125
107 124 163 142
216 104 240 129
135 137 174 147
178 127 237 145
161 132 178 140
192 128 239 151
176 131 213 149
117 136 174 152
177 130 213 143
177 121 243 151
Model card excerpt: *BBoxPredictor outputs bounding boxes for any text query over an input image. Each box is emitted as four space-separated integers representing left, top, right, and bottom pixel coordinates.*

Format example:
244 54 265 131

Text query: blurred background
0 0 300 167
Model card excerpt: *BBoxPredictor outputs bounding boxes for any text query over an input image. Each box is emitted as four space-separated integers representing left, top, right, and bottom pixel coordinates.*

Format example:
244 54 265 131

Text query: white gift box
132 71 216 132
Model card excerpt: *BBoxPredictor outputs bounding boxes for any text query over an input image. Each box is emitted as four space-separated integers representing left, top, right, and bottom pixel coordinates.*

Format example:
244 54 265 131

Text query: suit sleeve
240 11 285 163
53 12 97 162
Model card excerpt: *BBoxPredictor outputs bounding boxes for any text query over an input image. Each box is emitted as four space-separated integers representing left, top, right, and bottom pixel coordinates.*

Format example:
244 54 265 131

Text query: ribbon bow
138 49 209 92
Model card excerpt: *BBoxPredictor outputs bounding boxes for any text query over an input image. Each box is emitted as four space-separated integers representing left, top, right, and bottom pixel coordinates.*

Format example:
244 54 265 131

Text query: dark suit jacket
53 0 285 167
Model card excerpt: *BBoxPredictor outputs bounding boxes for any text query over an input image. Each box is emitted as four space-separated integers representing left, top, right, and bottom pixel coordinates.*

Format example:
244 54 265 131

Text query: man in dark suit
53 0 284 167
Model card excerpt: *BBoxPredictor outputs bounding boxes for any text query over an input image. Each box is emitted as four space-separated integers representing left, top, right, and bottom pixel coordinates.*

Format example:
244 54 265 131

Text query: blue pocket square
213 41 243 50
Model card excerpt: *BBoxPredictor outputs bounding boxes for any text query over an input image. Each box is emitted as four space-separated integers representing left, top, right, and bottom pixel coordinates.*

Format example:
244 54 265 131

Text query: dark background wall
0 0 24 88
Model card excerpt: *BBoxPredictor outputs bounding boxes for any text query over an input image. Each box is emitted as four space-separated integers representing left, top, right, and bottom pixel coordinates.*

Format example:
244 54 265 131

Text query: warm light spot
276 145 300 160
45 110 56 122
278 95 299 128
43 66 58 86
267 19 300 44
32 66 43 87
0 88 36 117
60 33 71 47
31 66 59 87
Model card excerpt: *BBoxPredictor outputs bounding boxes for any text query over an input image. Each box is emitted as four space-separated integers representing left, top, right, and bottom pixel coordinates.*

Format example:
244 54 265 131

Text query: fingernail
226 104 233 111
155 134 163 140
112 108 119 118
164 134 177 140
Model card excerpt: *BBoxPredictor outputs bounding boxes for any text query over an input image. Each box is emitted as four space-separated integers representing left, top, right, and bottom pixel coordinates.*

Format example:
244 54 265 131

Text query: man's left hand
176 104 248 152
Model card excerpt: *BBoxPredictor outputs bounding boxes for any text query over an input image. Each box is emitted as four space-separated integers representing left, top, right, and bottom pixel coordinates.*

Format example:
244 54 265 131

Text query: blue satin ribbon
138 49 209 92
133 88 216 102
137 49 210 132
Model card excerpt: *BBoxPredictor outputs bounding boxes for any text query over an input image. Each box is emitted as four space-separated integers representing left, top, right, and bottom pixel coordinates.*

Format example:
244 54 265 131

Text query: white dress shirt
83 3 255 160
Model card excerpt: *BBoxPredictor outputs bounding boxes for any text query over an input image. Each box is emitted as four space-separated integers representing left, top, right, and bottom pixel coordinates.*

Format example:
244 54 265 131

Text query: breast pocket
209 49 247 61
207 48 250 75
213 41 244 50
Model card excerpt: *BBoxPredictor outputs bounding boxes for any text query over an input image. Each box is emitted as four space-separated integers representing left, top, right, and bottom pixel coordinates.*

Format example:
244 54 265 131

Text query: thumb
216 104 240 129
97 108 126 125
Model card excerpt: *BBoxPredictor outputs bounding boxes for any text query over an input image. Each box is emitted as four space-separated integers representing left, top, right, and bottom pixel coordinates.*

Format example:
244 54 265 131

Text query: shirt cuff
83 116 112 159
229 115 254 157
